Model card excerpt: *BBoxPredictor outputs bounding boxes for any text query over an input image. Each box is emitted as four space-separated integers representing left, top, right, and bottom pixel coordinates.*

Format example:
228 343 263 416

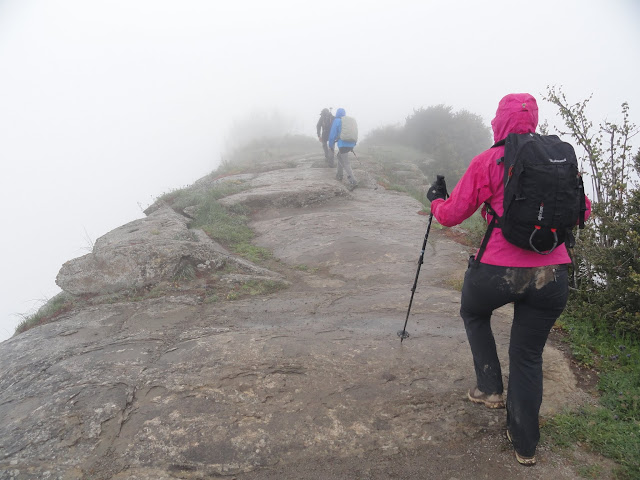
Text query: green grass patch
178 185 277 266
543 314 640 478
555 315 640 370
577 463 604 479
240 279 287 296
158 180 249 211
173 262 196 282
185 191 256 250
205 293 220 304
232 242 273 264
15 293 74 335
152 165 280 270
293 264 318 273
544 406 639 479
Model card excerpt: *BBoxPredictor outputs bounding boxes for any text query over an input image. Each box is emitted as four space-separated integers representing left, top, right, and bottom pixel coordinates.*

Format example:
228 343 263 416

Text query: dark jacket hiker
316 108 334 163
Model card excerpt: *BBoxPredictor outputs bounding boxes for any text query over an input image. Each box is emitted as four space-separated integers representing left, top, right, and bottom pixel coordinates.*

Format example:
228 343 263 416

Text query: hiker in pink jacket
427 93 591 466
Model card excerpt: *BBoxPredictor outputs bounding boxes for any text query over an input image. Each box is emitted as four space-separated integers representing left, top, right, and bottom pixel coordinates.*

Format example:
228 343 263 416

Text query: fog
1 0 639 342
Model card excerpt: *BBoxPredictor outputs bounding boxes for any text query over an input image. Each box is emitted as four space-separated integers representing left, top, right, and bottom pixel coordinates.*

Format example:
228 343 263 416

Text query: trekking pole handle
435 175 449 200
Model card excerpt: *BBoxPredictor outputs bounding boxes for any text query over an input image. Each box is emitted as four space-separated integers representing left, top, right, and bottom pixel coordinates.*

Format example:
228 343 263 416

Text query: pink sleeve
430 151 496 227
584 196 592 221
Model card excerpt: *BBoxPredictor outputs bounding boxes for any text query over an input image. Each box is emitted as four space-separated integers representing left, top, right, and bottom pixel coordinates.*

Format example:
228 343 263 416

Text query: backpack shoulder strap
473 204 499 265
472 136 517 264
491 137 506 164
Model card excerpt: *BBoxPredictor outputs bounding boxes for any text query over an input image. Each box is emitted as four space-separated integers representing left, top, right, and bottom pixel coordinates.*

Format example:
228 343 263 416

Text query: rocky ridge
0 148 604 479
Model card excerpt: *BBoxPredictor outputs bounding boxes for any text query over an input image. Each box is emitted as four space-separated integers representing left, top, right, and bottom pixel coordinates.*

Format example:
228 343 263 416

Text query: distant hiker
426 93 591 466
316 108 335 166
328 107 358 191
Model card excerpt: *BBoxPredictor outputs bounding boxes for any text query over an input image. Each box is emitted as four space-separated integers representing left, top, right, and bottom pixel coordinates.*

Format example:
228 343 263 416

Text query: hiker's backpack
321 111 334 132
478 132 586 259
339 116 358 143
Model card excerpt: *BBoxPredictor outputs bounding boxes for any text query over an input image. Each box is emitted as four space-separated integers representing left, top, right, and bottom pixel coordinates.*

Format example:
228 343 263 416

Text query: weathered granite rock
143 172 257 216
0 148 602 480
55 206 280 296
218 171 348 209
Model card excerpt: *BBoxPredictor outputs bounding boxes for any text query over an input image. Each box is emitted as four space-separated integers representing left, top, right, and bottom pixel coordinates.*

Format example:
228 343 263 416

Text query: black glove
426 175 448 202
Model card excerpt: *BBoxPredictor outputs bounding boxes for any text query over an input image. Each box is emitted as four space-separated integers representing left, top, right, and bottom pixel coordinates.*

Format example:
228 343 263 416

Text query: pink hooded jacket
430 93 591 267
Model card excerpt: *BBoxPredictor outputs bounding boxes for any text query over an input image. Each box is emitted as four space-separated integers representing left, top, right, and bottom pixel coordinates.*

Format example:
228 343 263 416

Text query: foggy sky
1 0 639 342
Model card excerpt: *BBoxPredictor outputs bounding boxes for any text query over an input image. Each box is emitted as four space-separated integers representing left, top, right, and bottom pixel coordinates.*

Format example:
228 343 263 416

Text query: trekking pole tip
397 330 410 341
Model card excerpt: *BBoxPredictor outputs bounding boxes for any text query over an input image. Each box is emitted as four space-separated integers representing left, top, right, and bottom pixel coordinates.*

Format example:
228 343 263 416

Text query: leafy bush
544 87 640 337
541 89 640 475
364 104 491 187
569 186 640 335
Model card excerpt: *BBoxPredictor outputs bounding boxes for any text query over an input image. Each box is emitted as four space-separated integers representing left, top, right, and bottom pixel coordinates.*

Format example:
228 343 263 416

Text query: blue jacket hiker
328 108 358 191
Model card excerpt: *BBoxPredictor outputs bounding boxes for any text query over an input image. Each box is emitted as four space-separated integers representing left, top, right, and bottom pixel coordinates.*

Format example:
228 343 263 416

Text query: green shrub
363 105 491 187
544 87 640 338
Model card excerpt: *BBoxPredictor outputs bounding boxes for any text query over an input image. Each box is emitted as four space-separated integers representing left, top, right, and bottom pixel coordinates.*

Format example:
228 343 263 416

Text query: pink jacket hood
490 93 538 143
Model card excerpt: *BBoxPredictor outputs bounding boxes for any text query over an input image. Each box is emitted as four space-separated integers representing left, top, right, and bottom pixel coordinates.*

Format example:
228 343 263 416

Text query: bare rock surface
55 206 282 296
0 152 605 479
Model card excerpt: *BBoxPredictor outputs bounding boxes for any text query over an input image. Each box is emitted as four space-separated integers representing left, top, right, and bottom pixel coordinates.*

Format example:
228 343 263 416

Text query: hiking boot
347 181 358 191
506 430 537 466
336 175 343 181
467 387 505 409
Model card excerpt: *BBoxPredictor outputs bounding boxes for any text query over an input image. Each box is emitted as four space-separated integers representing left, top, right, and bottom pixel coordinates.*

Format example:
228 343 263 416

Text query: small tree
544 86 640 335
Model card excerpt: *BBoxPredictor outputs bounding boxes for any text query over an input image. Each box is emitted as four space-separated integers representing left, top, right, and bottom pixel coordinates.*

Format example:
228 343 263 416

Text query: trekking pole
397 211 434 343
397 174 447 343
351 150 364 168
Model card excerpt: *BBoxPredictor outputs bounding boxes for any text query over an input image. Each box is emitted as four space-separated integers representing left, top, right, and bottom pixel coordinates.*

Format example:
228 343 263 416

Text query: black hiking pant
460 261 569 457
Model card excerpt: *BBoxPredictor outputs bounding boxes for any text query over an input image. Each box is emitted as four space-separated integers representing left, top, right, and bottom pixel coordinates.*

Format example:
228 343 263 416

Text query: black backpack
322 111 334 132
476 133 587 262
